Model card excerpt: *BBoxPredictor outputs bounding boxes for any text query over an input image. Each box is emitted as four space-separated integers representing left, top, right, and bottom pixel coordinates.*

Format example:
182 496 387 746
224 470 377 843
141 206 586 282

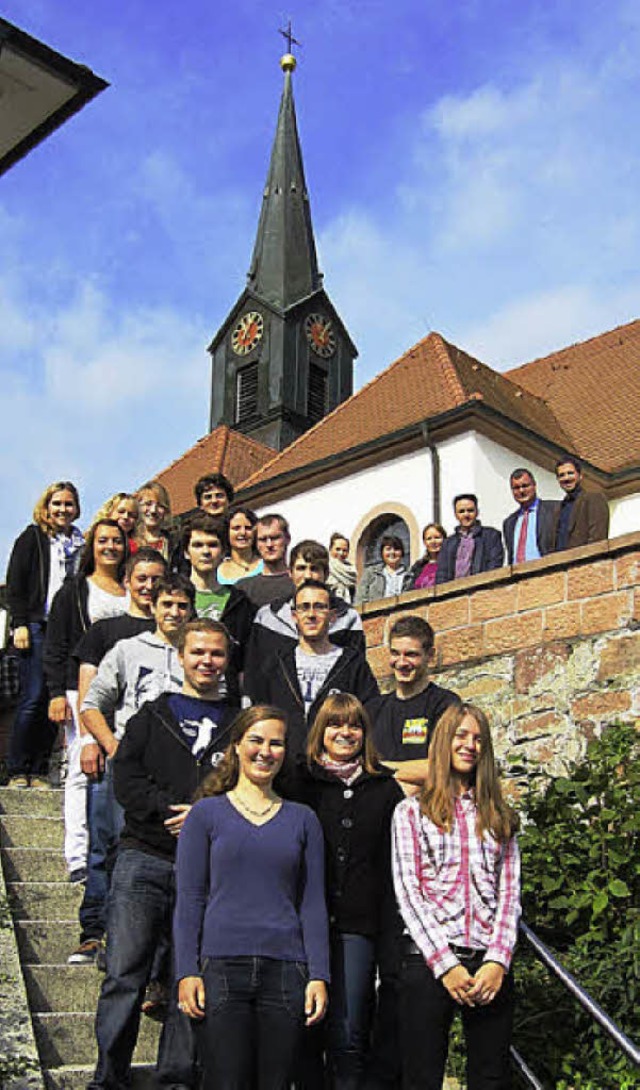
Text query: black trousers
398 949 514 1090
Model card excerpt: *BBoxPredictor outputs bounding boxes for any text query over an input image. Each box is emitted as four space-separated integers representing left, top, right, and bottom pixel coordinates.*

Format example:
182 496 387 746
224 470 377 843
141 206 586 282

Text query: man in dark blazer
503 468 558 564
552 455 610 550
436 494 504 583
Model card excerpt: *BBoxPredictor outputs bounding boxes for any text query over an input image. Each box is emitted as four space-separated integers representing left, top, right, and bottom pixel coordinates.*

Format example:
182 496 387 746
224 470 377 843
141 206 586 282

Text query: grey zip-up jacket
81 630 183 739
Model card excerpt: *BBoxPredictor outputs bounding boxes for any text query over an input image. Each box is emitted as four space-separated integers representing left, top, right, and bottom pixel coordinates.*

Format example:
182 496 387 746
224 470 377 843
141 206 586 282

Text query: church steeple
207 45 357 453
247 53 322 310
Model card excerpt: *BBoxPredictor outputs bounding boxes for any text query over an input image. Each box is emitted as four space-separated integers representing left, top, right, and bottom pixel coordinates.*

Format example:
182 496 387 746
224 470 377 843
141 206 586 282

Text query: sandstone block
362 614 387 648
543 602 581 641
516 571 566 612
571 691 631 719
567 559 614 600
514 643 570 693
437 626 484 667
615 553 640 590
580 592 630 636
427 596 470 631
457 675 509 700
470 584 518 623
483 611 543 657
516 710 567 736
366 645 392 682
597 633 640 683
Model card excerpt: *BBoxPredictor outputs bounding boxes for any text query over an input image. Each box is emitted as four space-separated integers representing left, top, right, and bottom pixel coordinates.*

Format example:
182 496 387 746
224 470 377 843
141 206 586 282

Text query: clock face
231 311 264 356
304 313 336 359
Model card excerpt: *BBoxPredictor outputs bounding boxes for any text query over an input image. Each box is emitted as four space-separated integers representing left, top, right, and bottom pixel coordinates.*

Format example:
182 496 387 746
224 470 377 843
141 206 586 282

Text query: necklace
231 791 277 818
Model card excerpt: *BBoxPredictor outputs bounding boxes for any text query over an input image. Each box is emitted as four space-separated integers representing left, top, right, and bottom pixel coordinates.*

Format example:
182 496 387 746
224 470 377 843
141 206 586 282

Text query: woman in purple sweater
174 705 330 1090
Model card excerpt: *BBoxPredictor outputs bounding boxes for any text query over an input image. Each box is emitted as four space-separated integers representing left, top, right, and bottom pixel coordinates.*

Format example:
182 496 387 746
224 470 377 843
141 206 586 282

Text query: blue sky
2 0 639 566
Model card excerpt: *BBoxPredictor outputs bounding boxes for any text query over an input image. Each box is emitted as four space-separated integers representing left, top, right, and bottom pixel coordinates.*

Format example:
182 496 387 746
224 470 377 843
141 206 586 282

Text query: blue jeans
88 848 195 1089
79 762 124 942
327 933 376 1089
196 956 307 1089
7 622 57 777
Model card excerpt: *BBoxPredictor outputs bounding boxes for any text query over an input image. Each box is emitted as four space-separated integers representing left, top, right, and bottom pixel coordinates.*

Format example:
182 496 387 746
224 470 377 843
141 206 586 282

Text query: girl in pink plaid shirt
392 703 520 1090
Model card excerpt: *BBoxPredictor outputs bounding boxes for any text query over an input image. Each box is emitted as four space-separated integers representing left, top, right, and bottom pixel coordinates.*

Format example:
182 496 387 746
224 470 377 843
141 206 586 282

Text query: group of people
4 467 530 1089
356 457 610 604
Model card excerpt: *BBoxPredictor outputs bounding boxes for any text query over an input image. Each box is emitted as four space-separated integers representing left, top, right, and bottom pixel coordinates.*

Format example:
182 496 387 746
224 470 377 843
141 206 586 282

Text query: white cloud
459 282 640 368
321 10 640 380
0 275 209 569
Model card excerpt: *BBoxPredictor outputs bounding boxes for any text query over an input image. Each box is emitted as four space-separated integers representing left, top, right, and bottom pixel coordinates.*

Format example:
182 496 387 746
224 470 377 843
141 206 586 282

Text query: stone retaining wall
361 532 640 776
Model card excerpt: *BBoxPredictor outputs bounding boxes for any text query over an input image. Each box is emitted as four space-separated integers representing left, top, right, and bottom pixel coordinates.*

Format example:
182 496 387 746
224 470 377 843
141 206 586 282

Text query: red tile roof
508 318 640 473
238 332 572 490
155 426 274 514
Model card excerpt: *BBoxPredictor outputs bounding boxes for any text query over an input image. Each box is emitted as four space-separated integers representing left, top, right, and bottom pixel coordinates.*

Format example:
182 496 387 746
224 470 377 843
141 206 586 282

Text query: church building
156 50 640 571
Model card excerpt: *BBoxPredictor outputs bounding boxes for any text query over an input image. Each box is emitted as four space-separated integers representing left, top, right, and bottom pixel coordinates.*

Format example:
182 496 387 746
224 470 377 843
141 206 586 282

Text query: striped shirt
392 793 520 979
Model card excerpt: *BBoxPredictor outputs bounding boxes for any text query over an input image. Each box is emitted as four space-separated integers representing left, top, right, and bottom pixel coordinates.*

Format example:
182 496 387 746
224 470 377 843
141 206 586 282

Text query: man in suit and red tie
503 468 558 565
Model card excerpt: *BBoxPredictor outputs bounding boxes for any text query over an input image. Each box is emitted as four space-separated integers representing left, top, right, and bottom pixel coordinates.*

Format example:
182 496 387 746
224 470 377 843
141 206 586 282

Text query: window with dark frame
308 363 327 423
236 362 258 423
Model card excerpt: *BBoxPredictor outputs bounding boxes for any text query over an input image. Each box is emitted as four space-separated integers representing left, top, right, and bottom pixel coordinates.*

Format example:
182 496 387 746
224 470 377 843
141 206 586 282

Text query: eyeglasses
293 603 330 614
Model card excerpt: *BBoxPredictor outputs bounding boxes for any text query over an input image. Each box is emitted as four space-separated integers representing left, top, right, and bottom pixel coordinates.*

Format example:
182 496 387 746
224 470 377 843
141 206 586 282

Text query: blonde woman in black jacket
6 481 83 788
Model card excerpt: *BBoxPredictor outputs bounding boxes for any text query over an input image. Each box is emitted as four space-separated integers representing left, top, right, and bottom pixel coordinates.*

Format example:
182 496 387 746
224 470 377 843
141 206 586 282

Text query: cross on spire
279 20 301 55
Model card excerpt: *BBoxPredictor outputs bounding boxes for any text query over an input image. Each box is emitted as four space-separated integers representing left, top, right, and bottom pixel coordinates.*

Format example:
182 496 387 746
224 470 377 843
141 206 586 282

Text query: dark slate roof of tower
246 60 322 310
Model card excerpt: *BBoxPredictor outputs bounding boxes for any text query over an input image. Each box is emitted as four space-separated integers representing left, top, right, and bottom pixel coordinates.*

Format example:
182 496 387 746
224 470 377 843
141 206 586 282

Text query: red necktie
516 508 530 563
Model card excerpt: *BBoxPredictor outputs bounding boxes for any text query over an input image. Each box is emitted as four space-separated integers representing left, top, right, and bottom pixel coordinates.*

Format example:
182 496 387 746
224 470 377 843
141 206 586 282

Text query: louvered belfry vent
236 362 259 423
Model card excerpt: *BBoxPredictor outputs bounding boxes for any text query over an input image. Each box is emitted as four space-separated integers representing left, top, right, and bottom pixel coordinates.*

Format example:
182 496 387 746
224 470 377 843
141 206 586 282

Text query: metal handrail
519 919 640 1069
510 1044 546 1090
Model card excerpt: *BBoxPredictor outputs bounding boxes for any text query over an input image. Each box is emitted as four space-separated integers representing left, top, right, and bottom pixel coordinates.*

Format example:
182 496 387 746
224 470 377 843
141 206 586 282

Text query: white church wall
437 432 560 533
255 428 638 562
255 447 434 558
610 492 640 536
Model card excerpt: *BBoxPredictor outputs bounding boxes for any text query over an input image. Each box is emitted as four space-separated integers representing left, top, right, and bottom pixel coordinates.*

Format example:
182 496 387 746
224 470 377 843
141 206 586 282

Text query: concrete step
44 1066 158 1089
1 814 65 849
3 846 69 883
8 881 83 920
24 965 102 1014
34 1011 161 1067
0 785 64 818
17 920 81 966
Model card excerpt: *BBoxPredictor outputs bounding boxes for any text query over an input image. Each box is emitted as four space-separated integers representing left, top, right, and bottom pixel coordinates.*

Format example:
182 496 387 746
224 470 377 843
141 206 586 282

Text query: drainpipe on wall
420 421 441 525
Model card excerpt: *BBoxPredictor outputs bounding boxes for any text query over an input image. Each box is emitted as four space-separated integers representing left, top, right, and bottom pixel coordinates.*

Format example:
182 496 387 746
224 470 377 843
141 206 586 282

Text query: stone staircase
0 786 159 1090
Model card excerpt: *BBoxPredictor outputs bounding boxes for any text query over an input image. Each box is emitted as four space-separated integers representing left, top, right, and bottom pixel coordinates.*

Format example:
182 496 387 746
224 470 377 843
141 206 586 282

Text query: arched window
359 513 410 573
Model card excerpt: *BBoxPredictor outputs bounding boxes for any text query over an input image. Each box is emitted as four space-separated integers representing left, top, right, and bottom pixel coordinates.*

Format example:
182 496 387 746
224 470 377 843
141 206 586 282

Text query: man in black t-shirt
368 615 459 790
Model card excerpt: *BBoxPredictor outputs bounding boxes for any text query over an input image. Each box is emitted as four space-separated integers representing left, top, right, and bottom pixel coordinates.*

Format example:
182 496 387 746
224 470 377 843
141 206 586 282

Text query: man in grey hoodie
67 575 195 966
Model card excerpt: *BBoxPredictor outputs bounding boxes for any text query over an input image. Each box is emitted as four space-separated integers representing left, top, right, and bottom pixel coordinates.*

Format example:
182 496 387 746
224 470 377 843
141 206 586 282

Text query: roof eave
0 17 108 177
237 400 616 503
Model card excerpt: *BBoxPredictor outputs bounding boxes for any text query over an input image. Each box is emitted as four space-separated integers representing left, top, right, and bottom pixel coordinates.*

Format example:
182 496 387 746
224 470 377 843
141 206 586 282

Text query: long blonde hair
421 703 518 842
33 481 80 535
195 706 287 799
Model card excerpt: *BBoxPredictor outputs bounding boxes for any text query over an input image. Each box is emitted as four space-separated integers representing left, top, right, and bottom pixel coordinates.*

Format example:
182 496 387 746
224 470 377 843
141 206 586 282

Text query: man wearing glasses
246 579 379 757
236 512 295 607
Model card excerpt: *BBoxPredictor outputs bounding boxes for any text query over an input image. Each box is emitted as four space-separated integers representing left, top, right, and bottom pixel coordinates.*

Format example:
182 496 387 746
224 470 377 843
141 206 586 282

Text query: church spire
246 51 322 310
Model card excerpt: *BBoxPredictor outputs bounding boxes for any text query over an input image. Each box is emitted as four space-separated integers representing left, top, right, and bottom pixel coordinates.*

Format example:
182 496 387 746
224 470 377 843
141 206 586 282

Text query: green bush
513 721 640 1089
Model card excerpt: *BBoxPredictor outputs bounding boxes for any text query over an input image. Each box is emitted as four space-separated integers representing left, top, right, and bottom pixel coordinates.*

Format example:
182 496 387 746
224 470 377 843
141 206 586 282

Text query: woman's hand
49 696 70 724
178 976 205 1020
467 961 505 1005
441 964 475 1006
13 626 30 651
305 979 328 1026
